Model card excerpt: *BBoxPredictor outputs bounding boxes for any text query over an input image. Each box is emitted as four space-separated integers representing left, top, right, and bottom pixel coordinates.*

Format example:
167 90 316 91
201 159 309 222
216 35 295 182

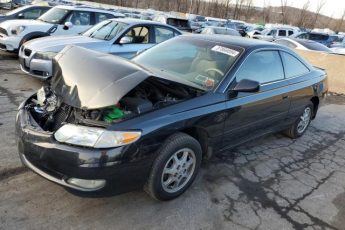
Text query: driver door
221 50 291 150
51 11 93 36
110 25 155 59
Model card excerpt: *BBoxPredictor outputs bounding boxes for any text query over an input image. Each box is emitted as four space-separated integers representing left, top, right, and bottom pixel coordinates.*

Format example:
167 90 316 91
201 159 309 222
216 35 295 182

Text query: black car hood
51 46 151 110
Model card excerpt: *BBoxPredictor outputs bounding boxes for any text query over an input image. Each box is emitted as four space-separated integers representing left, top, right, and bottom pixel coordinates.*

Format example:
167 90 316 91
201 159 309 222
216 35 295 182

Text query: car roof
108 18 182 32
55 5 123 15
185 34 283 50
205 26 236 30
18 5 50 9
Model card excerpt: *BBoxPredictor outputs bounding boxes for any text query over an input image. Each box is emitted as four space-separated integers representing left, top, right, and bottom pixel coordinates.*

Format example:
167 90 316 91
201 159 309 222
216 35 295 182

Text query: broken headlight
54 124 141 148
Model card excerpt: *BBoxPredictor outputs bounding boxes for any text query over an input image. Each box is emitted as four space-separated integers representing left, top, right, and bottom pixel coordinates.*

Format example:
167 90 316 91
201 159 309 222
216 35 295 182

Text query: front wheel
145 133 202 201
284 103 313 139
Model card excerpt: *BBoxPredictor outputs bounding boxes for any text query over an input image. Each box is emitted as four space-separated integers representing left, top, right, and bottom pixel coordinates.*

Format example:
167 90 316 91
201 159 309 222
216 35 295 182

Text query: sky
253 0 345 19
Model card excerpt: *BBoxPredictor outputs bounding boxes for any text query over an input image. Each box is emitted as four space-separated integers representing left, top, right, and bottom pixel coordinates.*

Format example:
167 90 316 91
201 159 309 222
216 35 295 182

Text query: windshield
133 37 243 91
38 7 70 24
83 20 127 41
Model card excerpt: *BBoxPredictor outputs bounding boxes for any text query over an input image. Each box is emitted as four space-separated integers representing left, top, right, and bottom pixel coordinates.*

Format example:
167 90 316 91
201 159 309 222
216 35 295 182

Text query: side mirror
63 21 73 30
119 36 133 44
17 13 24 19
232 79 260 93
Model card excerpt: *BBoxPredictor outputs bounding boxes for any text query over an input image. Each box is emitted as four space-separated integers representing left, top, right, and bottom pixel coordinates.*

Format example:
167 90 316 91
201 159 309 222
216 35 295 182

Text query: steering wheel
205 68 224 79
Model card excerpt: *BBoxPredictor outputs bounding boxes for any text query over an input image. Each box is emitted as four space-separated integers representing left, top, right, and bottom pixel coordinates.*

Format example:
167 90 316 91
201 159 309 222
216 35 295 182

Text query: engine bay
27 77 203 132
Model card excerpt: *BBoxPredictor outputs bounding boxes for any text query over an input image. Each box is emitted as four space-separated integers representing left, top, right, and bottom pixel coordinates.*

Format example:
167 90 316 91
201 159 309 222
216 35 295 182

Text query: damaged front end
27 45 203 135
17 45 204 192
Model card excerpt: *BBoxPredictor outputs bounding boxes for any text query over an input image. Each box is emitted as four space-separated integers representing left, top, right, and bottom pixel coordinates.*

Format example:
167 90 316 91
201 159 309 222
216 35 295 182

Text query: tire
284 103 313 139
145 132 202 201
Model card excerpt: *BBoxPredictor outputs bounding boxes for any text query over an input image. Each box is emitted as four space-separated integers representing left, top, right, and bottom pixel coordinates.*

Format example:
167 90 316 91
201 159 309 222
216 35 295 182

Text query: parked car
0 0 31 9
19 18 181 79
253 27 297 41
292 32 339 47
224 21 248 37
0 5 124 52
16 35 327 200
201 26 241 36
330 36 345 48
153 14 192 32
0 5 50 23
274 38 333 53
330 47 345 55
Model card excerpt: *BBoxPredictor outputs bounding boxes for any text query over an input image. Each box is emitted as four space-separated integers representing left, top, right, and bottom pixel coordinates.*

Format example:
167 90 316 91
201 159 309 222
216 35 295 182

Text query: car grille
24 48 32 57
0 27 8 36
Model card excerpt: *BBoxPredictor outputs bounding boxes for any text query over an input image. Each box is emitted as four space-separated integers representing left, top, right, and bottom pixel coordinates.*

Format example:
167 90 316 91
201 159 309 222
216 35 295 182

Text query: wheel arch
19 31 50 47
179 127 210 159
310 96 319 119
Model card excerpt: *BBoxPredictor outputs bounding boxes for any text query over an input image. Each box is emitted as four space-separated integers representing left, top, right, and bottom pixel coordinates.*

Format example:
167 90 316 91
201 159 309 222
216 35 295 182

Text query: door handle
282 95 289 100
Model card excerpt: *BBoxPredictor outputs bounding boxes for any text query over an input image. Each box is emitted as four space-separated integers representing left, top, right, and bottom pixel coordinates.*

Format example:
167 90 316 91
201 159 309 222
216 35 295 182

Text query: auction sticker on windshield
211 45 239 57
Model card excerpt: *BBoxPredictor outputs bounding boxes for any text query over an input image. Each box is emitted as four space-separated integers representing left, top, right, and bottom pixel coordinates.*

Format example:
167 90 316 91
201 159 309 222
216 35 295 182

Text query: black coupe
16 35 328 200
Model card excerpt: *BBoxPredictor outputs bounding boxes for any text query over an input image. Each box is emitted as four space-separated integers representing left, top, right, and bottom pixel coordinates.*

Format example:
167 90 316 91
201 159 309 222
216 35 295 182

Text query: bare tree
280 0 288 24
335 9 345 32
296 0 310 28
233 0 245 19
244 0 253 20
262 0 271 23
311 0 327 28
224 0 232 19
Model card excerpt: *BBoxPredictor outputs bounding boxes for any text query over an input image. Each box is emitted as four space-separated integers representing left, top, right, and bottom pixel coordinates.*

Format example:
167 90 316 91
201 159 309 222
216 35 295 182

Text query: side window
288 30 294 36
122 26 149 44
154 27 175 43
95 13 113 24
297 33 308 39
278 30 286 36
23 8 41 19
65 11 91 26
281 52 309 78
237 51 284 84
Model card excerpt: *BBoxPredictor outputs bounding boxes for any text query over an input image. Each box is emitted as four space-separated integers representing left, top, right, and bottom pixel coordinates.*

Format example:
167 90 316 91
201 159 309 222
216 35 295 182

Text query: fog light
66 178 106 190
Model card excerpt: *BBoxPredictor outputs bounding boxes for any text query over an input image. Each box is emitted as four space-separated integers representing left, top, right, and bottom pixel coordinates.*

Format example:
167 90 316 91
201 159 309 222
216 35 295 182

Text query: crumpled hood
0 19 51 32
51 46 151 110
24 35 106 52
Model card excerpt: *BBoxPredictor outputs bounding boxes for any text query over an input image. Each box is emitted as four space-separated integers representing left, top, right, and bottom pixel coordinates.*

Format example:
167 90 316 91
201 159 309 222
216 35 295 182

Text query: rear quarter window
280 52 309 78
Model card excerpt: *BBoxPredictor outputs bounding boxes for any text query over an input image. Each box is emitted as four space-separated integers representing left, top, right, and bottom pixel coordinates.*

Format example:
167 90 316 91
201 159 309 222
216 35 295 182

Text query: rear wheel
284 103 313 139
145 133 202 201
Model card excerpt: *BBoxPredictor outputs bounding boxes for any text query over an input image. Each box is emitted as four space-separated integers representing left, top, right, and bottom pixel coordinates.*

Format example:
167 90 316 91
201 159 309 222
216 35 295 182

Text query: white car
274 38 333 53
0 5 124 52
252 27 298 41
19 18 181 79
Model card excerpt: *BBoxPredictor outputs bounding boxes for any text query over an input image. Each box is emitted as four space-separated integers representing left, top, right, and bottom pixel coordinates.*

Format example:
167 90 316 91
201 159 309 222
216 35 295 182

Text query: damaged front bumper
15 99 153 192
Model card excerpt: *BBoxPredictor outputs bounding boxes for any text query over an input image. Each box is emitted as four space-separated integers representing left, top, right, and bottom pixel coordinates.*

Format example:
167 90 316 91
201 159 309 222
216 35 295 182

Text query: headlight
10 25 26 35
54 124 141 148
33 52 57 60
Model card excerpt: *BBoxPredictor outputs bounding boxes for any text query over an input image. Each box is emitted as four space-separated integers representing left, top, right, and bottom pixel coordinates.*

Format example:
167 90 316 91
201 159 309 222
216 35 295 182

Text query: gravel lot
1 50 345 230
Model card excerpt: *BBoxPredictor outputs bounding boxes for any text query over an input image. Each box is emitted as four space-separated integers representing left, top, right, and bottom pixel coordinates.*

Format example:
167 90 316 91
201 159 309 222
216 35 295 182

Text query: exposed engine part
121 97 153 114
28 77 201 131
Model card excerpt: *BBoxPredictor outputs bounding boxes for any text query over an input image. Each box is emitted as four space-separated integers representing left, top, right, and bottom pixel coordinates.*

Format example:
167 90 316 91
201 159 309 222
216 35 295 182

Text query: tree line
89 0 345 32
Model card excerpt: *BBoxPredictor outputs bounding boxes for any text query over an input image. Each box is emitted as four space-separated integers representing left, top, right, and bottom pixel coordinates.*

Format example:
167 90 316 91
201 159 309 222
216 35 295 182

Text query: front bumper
19 47 53 79
15 102 153 192
0 33 21 52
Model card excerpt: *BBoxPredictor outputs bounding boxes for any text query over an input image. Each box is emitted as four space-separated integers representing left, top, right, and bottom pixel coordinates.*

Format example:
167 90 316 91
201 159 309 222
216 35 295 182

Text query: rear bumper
15 100 154 192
